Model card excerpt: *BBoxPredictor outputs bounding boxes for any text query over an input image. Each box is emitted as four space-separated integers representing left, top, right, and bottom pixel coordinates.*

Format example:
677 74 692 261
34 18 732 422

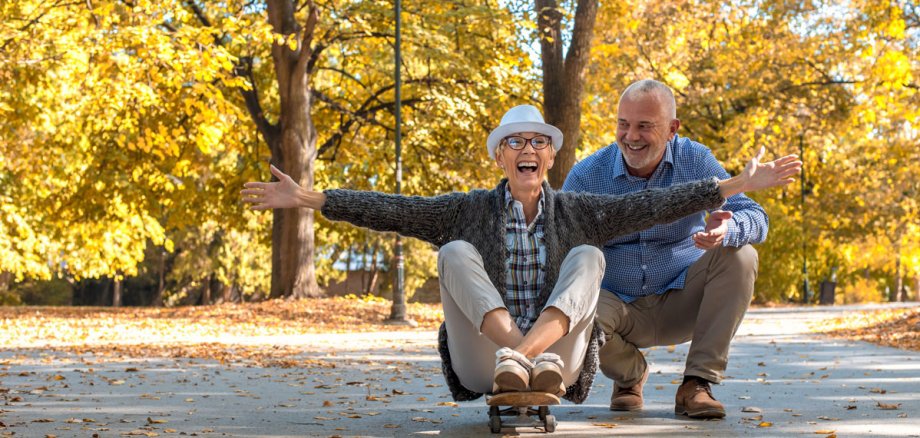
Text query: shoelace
692 382 717 400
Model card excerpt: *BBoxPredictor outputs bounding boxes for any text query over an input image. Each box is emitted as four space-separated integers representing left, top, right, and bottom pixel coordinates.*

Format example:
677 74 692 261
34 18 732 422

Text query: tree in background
582 0 918 302
1 1 916 305
0 0 534 303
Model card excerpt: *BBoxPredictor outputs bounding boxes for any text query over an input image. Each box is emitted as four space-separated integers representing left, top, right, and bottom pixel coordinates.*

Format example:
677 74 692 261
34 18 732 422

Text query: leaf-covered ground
809 306 920 351
1 299 917 368
0 296 444 367
1 301 917 436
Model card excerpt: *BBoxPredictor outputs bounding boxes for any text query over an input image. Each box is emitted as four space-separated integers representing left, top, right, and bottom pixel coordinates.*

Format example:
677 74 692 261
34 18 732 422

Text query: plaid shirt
503 187 546 333
563 135 767 303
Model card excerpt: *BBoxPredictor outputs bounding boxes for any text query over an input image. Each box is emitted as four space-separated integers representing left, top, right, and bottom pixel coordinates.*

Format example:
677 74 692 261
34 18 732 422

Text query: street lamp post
799 132 810 304
386 0 415 327
795 105 812 304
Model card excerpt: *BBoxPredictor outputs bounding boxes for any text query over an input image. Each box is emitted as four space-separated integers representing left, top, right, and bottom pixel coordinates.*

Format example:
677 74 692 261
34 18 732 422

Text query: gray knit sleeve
573 177 725 244
320 189 462 246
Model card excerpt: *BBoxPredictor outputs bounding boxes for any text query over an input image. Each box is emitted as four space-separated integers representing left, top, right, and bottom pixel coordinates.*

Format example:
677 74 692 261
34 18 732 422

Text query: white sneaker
492 347 533 393
530 352 565 396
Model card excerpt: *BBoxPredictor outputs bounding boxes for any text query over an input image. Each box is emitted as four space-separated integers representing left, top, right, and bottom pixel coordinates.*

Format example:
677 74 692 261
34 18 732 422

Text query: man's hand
692 210 732 250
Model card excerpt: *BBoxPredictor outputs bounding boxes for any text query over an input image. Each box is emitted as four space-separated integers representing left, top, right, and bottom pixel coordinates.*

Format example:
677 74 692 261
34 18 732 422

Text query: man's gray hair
620 79 677 119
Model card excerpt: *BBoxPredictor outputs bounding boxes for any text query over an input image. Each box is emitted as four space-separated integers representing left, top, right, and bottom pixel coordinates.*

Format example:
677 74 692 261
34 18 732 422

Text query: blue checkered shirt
503 187 546 333
562 135 768 303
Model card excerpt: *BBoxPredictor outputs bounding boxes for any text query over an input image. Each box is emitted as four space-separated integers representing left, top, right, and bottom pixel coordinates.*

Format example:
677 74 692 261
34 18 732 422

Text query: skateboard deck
486 392 560 433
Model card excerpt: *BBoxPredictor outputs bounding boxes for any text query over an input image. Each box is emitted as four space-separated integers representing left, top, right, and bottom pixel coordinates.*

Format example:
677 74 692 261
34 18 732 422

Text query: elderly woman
241 105 800 403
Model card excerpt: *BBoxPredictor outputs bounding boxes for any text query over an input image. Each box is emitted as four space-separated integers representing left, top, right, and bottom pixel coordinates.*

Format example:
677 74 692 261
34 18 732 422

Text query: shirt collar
504 185 545 218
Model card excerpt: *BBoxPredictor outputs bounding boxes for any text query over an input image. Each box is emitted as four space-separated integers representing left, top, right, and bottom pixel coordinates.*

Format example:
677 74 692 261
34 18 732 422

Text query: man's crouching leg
668 245 758 418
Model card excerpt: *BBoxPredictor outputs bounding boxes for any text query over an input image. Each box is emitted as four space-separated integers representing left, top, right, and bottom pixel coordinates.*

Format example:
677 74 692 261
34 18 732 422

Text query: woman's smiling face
495 131 556 193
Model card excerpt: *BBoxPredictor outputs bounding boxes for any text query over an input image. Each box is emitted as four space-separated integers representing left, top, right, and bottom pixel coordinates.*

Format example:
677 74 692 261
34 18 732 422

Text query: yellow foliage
837 277 885 304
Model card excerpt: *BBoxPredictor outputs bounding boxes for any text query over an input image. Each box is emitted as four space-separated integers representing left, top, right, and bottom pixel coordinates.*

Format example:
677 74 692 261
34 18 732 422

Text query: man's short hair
620 79 677 119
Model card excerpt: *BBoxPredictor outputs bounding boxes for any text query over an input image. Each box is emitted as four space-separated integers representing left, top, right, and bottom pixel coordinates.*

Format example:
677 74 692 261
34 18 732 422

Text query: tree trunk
894 256 904 302
260 0 321 299
913 275 919 301
361 241 370 292
221 283 234 303
0 271 10 293
365 240 381 295
537 0 598 188
113 277 122 307
202 274 213 305
154 249 166 307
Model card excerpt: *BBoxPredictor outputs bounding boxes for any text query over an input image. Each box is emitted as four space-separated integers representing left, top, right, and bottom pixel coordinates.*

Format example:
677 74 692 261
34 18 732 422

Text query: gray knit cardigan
321 177 725 403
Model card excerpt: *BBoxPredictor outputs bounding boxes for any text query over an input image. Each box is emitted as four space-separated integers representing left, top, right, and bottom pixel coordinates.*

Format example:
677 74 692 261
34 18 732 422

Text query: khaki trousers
595 245 758 386
438 241 604 394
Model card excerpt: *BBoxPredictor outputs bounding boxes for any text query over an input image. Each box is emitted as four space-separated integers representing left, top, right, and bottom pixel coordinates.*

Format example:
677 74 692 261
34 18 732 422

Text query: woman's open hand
241 165 325 210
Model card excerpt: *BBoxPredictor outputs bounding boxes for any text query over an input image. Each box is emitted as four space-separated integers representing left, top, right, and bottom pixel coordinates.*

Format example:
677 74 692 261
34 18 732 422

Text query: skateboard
486 392 560 433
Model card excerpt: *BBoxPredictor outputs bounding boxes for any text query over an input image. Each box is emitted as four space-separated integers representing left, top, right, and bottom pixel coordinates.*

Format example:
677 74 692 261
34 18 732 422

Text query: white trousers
438 240 604 393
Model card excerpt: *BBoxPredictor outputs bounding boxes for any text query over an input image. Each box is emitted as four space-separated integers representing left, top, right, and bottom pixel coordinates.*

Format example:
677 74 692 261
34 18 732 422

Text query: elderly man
563 79 771 419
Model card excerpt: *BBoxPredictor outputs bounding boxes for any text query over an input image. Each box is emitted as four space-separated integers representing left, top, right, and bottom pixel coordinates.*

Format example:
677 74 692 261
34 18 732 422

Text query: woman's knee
437 240 478 271
566 245 606 271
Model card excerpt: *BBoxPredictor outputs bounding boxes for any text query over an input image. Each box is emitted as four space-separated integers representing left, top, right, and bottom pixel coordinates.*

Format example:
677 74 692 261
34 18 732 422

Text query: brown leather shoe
674 377 726 419
609 367 649 411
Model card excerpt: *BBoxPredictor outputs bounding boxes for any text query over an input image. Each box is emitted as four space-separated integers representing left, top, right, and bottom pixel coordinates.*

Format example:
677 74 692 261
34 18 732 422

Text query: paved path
1 303 918 437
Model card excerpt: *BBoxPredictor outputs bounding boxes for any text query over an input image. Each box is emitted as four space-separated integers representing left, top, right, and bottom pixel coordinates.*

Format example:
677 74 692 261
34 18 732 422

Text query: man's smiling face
616 92 679 178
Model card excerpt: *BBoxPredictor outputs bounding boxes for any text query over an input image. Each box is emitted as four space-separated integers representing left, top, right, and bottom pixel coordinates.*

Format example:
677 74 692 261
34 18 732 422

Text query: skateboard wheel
544 414 556 433
538 405 548 421
489 414 502 433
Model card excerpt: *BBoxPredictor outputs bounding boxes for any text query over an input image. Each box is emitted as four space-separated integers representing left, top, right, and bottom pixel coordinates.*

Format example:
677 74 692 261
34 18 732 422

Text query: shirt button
641 265 647 270
642 285 648 290
524 281 528 285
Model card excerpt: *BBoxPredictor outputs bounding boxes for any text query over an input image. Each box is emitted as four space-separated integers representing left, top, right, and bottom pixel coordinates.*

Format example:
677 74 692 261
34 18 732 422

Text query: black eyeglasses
502 135 552 150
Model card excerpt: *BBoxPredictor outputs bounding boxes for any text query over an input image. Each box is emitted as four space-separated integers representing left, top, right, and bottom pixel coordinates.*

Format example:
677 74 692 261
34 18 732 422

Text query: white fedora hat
486 105 563 157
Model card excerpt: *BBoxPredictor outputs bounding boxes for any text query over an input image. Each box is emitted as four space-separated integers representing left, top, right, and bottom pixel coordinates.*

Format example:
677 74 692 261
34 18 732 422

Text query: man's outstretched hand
740 146 802 193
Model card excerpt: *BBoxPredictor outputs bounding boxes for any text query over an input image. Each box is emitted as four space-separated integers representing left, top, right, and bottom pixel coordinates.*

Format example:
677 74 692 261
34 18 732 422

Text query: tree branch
1 0 76 52
313 89 427 158
564 0 597 81
294 1 319 76
777 80 859 93
315 66 368 89
235 57 280 146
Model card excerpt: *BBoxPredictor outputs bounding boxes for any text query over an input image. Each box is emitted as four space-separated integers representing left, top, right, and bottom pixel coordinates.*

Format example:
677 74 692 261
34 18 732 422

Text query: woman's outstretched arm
241 164 464 246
